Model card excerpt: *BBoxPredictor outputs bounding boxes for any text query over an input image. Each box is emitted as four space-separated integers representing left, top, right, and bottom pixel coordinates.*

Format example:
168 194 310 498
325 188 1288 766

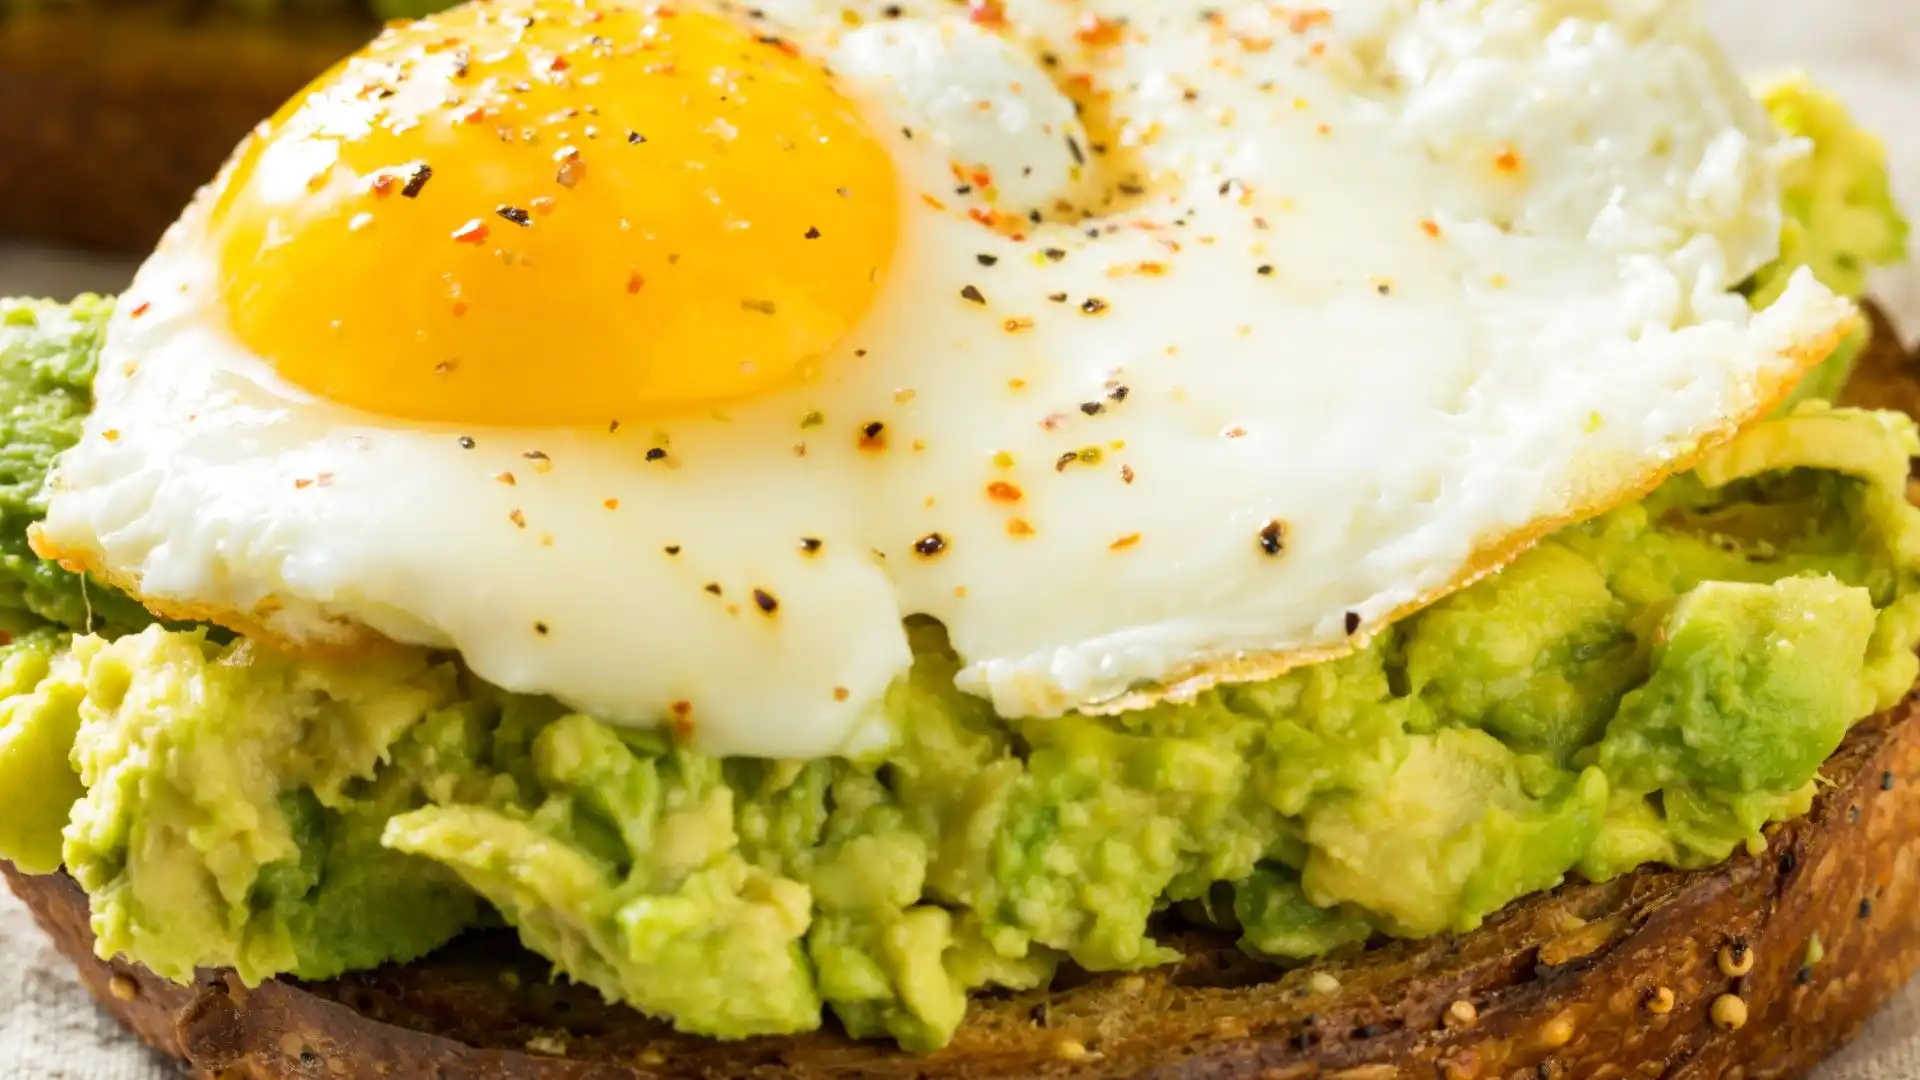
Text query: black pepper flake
1079 401 1104 416
742 298 778 315
1257 519 1287 556
704 582 723 595
1353 1024 1383 1041
860 421 887 448
914 533 948 558
960 284 987 305
805 226 822 239
881 3 903 15
1080 297 1109 315
628 130 647 144
1779 848 1798 876
752 588 779 615
665 545 682 555
401 164 433 198
1047 292 1069 304
1055 451 1078 472
1859 898 1874 919
799 537 823 554
1343 611 1360 634
496 205 532 227
1107 385 1129 402
1376 282 1393 295
533 621 550 636
645 447 668 462
1256 264 1275 277
1066 137 1086 166
1882 770 1897 791
457 435 476 449
1796 965 1816 986
976 253 999 267
1043 248 1067 262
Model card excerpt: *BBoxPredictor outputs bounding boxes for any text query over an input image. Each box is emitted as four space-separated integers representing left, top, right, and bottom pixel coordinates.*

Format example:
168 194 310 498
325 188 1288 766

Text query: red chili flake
967 0 1006 27
833 686 851 702
1288 8 1331 33
1257 519 1287 556
756 34 800 57
752 588 779 615
401 164 433 198
556 159 586 188
604 498 620 510
914 533 949 558
986 481 1023 503
129 301 152 318
1344 611 1361 634
530 196 557 215
509 508 527 528
627 271 646 294
495 471 517 485
1494 147 1523 174
452 219 491 244
496 205 532 227
1420 219 1442 239
960 285 987 305
1109 533 1141 551
1007 518 1035 537
670 700 694 740
549 55 571 73
371 174 397 198
1075 12 1122 45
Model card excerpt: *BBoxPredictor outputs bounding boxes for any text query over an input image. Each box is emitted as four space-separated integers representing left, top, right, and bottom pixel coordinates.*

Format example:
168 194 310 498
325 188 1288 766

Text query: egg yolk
212 0 899 426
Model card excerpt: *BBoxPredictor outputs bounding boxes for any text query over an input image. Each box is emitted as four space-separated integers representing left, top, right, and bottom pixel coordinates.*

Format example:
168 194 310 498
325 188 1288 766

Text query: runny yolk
212 0 899 427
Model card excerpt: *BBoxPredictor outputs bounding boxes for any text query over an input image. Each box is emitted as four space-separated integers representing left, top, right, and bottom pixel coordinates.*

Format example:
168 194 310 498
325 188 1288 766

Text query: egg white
38 0 1854 756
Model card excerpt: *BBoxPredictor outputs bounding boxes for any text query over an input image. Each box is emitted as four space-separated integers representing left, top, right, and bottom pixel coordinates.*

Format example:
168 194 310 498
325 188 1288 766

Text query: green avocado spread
0 82 1914 1051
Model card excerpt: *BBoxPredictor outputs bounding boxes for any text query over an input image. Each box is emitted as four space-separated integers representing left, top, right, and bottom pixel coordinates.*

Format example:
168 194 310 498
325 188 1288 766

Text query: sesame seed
1644 986 1675 1014
1710 995 1747 1032
1718 939 1754 978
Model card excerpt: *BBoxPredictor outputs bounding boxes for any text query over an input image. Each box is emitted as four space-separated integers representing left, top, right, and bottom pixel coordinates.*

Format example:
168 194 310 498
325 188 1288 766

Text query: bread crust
6 328 1920 1078
0 7 370 251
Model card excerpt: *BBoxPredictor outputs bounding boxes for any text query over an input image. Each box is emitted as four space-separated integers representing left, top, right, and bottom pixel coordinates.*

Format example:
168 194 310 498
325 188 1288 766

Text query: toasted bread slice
6 309 1920 1078
0 7 371 251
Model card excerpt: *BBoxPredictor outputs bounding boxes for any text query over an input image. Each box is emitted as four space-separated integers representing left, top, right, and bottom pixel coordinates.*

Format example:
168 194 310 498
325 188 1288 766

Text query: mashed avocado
0 83 1913 1050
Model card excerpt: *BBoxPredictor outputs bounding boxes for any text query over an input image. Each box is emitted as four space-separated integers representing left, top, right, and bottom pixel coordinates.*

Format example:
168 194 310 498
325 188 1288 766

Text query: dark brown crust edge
7 323 1920 1080
0 8 373 252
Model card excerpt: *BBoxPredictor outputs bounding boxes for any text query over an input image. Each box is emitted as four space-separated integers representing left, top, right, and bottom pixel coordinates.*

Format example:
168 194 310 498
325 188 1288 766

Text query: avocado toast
4 1 1920 1076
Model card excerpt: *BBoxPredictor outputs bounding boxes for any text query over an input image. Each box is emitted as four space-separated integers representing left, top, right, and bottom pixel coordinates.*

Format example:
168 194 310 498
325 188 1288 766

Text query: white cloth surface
3 1 1920 1075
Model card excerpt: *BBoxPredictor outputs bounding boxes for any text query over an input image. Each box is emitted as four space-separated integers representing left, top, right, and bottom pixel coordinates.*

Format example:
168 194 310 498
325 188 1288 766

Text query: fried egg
36 0 1854 756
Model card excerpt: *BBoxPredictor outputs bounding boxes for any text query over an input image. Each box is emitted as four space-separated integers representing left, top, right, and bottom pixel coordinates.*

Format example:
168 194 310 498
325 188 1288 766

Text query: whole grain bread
0 6 372 251
6 311 1920 1079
